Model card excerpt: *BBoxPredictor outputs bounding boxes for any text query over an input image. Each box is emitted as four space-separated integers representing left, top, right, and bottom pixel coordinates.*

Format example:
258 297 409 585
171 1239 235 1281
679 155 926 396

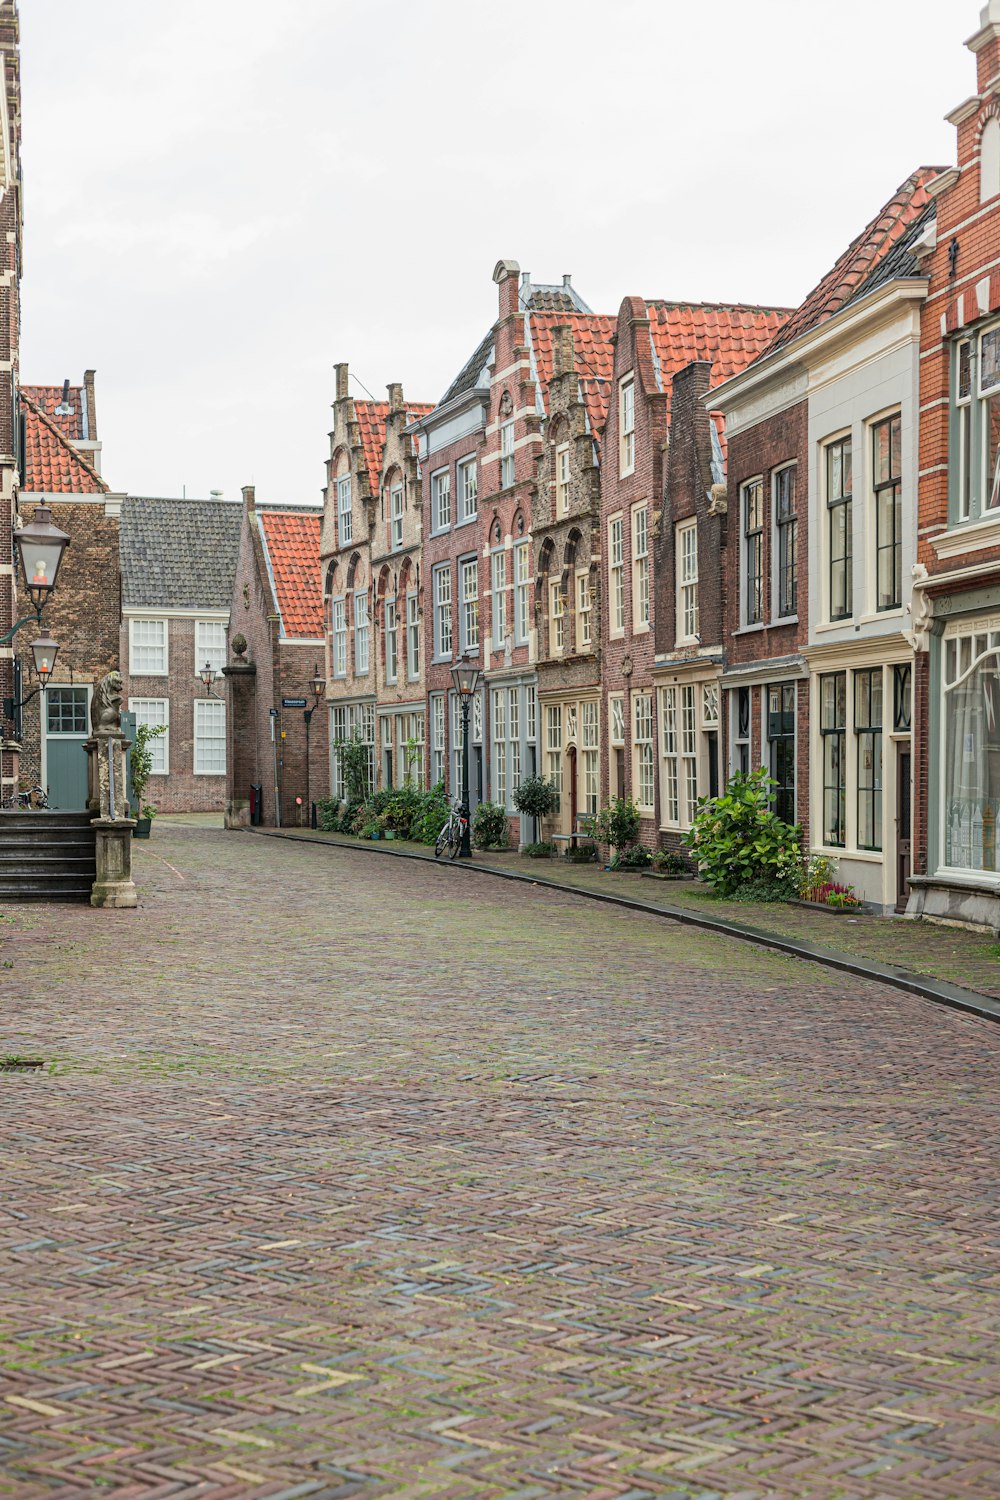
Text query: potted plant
129 722 166 838
512 774 559 844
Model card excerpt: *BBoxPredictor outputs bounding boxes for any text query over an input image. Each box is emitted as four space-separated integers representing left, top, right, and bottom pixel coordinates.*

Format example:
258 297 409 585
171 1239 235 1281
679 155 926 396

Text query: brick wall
0 9 21 797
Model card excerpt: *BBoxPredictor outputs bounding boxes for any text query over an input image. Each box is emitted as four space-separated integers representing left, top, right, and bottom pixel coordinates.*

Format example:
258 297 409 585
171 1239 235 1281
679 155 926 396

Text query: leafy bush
799 852 838 900
652 849 689 876
411 784 450 845
524 841 555 858
472 801 510 850
589 797 641 852
512 774 559 820
683 768 802 898
566 842 598 863
806 880 864 909
610 843 653 870
316 796 340 832
335 730 374 804
359 821 381 840
729 876 798 904
130 721 166 814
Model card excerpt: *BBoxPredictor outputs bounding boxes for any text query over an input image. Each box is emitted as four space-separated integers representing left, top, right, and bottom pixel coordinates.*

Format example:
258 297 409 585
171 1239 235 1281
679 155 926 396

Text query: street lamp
15 504 71 609
450 653 481 859
303 664 325 828
200 661 219 695
30 631 59 686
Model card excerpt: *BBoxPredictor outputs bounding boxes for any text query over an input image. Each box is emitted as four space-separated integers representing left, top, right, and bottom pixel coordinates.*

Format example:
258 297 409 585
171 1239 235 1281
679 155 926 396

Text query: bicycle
434 797 468 860
0 785 49 810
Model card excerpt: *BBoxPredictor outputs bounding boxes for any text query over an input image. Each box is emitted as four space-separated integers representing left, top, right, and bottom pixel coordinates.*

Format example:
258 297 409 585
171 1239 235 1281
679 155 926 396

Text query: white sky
21 0 974 506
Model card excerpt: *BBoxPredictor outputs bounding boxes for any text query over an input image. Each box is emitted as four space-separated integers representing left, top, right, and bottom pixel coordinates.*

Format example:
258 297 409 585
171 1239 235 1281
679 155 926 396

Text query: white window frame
390 484 404 551
457 457 478 523
384 597 398 684
576 570 592 651
459 556 480 654
431 468 451 532
491 549 507 651
513 541 530 646
632 504 649 633
406 591 420 680
660 687 679 827
430 693 446 786
193 697 226 776
619 376 635 476
555 443 570 517
633 691 654 813
129 618 168 677
337 474 352 545
546 703 562 793
581 700 599 815
500 421 515 489
676 520 699 643
680 684 698 824
331 596 347 678
195 620 226 677
492 688 507 806
433 564 452 659
608 516 625 638
549 579 565 656
354 590 369 675
130 697 170 774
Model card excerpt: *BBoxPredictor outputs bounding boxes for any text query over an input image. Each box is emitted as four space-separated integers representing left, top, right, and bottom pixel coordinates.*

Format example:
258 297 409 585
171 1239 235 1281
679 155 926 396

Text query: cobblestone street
1 825 998 1499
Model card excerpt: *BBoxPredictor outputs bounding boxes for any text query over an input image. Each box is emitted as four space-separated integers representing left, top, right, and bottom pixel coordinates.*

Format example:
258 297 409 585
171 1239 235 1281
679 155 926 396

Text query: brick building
371 385 432 790
227 486 327 827
906 0 1000 929
121 496 241 813
0 5 22 807
319 368 387 801
529 315 614 840
15 379 124 808
599 299 786 848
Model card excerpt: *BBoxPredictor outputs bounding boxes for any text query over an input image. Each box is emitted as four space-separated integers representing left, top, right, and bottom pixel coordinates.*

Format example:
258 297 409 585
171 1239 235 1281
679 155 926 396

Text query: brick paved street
1 826 999 1499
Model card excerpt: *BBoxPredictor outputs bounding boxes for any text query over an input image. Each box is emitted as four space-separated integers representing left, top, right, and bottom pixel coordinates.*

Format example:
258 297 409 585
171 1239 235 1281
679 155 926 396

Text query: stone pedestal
84 724 138 910
223 659 257 829
91 817 138 908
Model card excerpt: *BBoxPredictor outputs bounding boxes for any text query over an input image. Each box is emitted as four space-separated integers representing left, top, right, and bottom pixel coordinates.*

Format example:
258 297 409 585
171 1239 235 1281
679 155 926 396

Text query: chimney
335 363 349 401
492 259 521 321
83 369 97 441
552 324 575 379
562 274 572 288
242 484 255 513
387 381 403 414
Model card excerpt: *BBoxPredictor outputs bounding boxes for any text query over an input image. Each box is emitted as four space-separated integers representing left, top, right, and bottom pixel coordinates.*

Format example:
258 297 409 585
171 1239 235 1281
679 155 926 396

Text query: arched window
981 117 1000 204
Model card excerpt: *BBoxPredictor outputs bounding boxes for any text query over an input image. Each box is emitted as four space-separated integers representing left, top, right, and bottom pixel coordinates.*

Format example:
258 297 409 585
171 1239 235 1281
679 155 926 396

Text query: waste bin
249 783 263 826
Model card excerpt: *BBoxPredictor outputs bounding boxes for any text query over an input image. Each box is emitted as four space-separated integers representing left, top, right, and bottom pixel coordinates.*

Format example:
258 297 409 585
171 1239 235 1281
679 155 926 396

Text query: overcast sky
22 0 974 506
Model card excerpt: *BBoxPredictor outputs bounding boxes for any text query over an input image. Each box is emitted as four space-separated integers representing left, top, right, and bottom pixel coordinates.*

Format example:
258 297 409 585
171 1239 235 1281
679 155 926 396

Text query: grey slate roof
121 496 243 610
438 326 495 408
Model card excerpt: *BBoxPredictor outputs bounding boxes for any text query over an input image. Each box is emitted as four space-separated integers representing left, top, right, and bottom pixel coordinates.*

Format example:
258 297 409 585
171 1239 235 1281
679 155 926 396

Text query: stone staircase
0 812 97 902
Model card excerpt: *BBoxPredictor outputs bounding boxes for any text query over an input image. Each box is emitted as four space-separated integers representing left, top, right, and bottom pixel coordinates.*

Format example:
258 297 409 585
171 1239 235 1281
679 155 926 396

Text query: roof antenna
54 378 73 417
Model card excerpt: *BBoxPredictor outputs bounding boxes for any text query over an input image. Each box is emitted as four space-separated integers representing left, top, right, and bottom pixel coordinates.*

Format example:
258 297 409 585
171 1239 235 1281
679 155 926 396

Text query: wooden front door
895 743 912 912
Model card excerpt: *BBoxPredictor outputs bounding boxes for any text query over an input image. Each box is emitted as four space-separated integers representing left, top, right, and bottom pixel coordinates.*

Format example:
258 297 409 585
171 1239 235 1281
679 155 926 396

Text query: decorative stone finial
231 633 248 660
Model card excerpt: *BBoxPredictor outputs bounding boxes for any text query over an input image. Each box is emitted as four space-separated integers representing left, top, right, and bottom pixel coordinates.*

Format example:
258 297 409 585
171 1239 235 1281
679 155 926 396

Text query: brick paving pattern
0 825 998 1499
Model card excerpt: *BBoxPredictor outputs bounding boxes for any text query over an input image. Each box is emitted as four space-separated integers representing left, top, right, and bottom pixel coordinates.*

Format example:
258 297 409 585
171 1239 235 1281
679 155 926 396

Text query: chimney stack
335 363 349 401
492 259 521 321
242 484 255 513
387 381 403 414
83 369 97 441
552 324 575 380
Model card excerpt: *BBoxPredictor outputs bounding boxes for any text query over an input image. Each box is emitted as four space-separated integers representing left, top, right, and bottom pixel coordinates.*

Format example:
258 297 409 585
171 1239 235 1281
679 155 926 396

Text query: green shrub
316 796 340 832
130 721 166 815
472 801 510 850
335 730 374 804
524 840 555 858
359 821 381 840
512 775 559 820
610 843 653 870
652 848 689 875
411 783 449 845
566 842 597 863
590 797 641 852
683 768 802 898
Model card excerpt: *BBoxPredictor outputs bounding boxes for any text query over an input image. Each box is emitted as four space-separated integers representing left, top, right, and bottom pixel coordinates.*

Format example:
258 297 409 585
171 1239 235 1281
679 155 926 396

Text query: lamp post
303 664 325 828
1 505 71 726
199 661 220 696
450 654 481 859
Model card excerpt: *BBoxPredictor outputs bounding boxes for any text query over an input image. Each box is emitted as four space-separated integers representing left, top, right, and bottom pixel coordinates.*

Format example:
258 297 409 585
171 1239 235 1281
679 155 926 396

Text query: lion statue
91 670 124 734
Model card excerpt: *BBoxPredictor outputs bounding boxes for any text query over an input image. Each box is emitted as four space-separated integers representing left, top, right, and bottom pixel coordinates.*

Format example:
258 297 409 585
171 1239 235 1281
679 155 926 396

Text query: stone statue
90 670 124 734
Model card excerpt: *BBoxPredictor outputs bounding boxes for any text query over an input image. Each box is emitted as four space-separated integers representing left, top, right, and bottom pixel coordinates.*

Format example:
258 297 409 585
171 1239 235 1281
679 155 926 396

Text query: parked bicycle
434 797 468 860
0 785 49 811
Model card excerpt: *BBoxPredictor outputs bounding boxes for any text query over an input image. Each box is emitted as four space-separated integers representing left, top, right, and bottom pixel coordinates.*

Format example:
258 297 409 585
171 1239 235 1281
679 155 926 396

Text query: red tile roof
21 384 84 441
646 302 790 396
528 312 617 438
761 167 942 356
406 404 435 461
258 509 324 639
354 402 389 496
20 393 107 494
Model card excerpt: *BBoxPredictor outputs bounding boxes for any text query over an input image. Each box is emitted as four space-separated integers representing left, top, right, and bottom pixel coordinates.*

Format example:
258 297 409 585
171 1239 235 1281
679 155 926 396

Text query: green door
44 687 90 810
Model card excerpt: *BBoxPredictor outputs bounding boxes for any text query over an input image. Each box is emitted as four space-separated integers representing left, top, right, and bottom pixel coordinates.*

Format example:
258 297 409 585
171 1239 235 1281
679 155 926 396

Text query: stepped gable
528 311 617 440
353 401 389 496
761 166 944 357
20 393 107 494
257 508 323 640
121 496 242 611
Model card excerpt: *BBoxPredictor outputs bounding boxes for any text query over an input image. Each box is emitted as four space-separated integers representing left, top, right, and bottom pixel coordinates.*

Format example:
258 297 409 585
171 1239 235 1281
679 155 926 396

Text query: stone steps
0 811 96 902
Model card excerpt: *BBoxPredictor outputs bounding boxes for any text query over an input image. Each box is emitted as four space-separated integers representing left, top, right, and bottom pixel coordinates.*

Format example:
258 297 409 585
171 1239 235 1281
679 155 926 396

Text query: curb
249 828 1000 1026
